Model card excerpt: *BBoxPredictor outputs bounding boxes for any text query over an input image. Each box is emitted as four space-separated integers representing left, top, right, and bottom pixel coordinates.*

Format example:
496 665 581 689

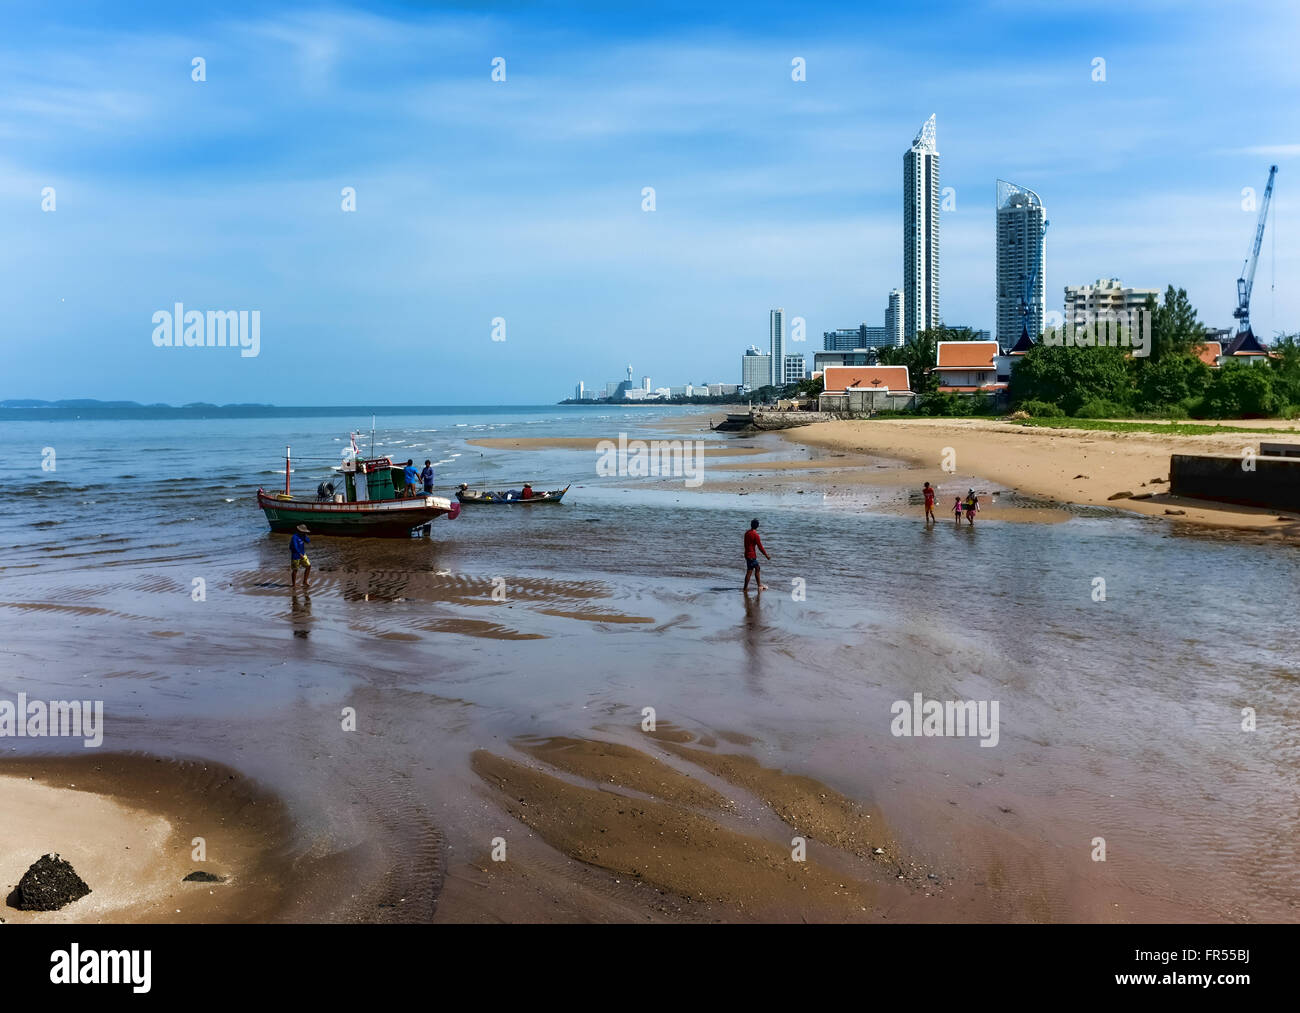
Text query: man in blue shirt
290 524 311 588
420 459 435 494
402 459 419 497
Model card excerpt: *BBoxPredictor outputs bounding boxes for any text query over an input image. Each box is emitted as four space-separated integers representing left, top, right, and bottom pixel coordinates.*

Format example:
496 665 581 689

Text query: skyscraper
742 345 772 390
769 308 785 386
885 289 904 347
995 180 1048 348
903 115 939 340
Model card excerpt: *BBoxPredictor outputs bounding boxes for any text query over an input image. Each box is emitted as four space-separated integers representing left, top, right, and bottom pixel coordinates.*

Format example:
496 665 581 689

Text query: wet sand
467 435 765 456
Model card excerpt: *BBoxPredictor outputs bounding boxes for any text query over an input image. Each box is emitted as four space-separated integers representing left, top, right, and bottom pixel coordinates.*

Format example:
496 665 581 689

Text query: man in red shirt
743 518 771 593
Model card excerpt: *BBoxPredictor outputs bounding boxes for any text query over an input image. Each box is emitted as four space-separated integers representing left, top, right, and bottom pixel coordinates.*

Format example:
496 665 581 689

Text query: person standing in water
953 496 964 524
290 524 311 588
743 518 771 593
922 481 936 524
963 489 979 526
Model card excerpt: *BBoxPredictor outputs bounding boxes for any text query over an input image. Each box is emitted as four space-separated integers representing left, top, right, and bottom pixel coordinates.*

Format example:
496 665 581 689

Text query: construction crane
1234 164 1278 341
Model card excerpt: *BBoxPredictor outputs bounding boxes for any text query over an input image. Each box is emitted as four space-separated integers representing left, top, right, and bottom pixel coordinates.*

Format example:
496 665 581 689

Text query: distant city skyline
2 1 1296 404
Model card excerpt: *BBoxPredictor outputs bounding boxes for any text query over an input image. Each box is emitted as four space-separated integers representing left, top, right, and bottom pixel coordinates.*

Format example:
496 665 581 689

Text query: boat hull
257 491 455 537
456 486 568 505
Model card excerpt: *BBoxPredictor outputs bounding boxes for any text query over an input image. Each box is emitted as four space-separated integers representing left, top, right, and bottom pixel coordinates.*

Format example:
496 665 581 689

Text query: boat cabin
340 457 413 502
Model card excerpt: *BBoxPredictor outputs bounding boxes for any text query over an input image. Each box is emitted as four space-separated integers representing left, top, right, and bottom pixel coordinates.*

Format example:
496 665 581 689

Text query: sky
2 0 1297 404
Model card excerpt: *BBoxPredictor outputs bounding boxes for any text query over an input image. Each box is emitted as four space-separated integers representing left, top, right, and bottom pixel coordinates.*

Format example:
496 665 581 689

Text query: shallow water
2 405 1298 921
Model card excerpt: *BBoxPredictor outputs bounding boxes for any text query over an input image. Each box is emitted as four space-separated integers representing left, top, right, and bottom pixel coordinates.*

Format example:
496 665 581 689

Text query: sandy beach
0 754 293 924
772 417 1300 535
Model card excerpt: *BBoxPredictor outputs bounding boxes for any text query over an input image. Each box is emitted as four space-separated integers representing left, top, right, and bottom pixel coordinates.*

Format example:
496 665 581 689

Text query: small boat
456 483 570 505
258 442 459 537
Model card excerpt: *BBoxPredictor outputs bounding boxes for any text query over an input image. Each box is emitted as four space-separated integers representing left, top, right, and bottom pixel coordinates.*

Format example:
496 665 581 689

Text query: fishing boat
257 442 459 537
455 483 570 505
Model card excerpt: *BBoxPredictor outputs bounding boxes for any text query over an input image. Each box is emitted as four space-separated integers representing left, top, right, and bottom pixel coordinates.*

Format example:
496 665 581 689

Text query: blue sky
2 0 1297 404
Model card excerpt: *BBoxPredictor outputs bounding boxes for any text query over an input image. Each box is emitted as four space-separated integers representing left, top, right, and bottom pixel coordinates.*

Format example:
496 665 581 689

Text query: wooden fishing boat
257 443 459 537
455 483 569 505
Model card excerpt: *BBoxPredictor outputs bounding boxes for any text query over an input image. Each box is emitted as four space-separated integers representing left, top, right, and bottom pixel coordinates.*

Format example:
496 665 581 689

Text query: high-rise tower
885 289 904 347
769 308 785 386
903 115 940 340
995 180 1048 348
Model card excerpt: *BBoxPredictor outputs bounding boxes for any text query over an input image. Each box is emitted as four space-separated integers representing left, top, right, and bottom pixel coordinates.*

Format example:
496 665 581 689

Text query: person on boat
421 460 435 495
290 524 311 588
922 481 935 524
742 518 771 593
520 482 534 500
402 460 419 497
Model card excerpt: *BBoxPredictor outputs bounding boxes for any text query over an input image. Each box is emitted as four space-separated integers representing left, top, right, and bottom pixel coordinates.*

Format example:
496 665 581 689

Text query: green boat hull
257 490 454 537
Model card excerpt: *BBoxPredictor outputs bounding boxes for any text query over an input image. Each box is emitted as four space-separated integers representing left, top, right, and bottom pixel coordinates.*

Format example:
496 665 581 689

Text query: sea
1 402 1298 922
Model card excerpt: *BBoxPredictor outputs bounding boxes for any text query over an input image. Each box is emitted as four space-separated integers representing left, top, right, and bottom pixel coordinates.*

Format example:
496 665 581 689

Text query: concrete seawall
1170 453 1300 511
748 411 845 430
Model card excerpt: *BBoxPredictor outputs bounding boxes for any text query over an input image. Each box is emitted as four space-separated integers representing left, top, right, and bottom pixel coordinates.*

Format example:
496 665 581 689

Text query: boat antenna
370 415 375 458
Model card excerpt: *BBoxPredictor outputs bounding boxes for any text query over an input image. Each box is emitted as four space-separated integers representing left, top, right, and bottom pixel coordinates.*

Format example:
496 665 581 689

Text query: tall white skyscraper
769 308 785 386
995 180 1048 348
885 289 904 347
903 115 940 340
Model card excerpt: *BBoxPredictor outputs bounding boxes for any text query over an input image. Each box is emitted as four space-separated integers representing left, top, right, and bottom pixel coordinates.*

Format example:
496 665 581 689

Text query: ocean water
2 404 1298 921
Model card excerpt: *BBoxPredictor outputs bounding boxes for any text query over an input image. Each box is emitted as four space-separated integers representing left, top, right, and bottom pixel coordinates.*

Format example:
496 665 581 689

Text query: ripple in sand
420 618 545 641
536 608 654 624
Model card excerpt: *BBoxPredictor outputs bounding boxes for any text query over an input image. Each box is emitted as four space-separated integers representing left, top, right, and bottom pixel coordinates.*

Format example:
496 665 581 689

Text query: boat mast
285 445 291 495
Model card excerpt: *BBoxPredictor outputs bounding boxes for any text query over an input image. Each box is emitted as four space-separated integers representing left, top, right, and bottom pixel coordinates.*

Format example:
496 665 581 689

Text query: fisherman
420 459 436 494
520 482 534 500
402 459 419 497
742 518 771 593
922 481 936 524
290 524 311 588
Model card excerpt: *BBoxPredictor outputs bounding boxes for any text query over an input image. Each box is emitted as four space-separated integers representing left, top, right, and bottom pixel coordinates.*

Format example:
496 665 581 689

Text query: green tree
1134 353 1211 412
1146 286 1203 362
1204 361 1277 418
1009 345 1134 415
796 375 824 399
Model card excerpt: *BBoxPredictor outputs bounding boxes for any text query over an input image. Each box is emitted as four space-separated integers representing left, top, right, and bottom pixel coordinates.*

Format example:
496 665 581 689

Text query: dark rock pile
7 853 92 911
182 871 225 883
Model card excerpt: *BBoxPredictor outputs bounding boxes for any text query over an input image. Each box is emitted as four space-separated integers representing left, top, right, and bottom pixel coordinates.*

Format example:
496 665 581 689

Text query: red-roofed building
821 364 912 395
818 365 914 412
1193 341 1222 368
934 341 1006 394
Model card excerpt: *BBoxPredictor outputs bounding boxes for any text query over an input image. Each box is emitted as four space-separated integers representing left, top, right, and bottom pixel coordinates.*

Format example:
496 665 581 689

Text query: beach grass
1008 417 1300 437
